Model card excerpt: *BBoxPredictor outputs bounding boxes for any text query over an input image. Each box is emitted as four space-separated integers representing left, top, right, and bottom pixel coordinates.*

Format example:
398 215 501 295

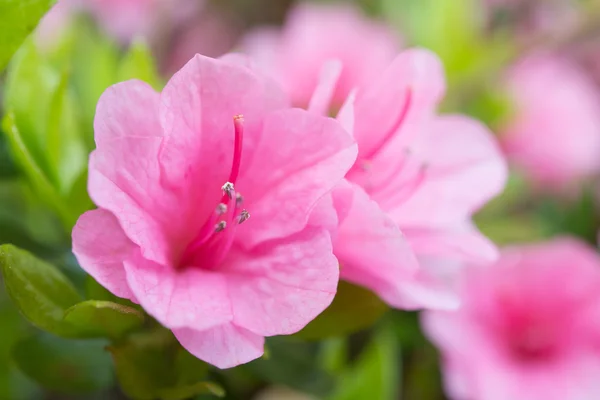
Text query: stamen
236 193 244 207
215 221 227 232
228 115 244 184
237 209 250 224
222 182 235 199
216 203 228 215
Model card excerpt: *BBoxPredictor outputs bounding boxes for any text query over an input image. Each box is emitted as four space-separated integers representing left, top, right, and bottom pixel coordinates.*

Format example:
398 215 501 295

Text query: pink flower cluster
424 239 600 400
72 2 508 369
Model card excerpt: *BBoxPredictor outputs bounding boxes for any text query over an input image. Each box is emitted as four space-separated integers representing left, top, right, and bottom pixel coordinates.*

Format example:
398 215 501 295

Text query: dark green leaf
108 328 220 400
63 300 145 340
0 0 57 71
0 286 42 399
0 244 81 336
330 325 399 400
158 382 225 400
245 337 335 397
12 332 113 394
296 281 388 340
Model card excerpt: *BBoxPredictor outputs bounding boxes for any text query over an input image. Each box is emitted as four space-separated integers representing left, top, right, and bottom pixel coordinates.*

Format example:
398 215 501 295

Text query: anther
216 203 228 215
222 182 235 199
237 209 250 224
236 193 244 207
215 221 227 232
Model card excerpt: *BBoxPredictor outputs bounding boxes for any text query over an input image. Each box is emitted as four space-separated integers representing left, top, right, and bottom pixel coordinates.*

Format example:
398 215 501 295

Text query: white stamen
222 182 235 199
215 221 227 232
216 203 228 215
238 209 250 224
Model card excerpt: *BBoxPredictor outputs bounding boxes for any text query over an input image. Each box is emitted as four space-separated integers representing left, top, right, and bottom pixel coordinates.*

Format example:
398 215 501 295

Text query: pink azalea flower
241 2 400 108
423 238 600 400
63 0 201 43
72 54 357 368
318 49 507 310
501 54 600 190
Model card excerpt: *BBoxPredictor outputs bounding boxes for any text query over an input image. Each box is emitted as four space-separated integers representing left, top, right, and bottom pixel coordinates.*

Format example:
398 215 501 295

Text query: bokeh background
1 0 600 399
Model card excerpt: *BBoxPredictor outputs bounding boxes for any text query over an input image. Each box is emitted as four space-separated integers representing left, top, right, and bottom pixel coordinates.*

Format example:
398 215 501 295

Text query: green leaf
158 382 225 400
4 39 90 228
245 337 335 397
12 332 113 394
0 286 42 399
0 0 57 71
296 281 388 340
63 300 145 340
45 68 87 197
118 39 162 90
108 328 222 400
69 20 120 143
0 244 81 336
329 325 399 400
2 113 76 229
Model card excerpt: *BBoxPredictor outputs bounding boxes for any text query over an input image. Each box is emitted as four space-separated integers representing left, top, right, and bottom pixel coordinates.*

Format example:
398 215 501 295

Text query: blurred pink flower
164 5 239 75
36 1 74 49
423 238 600 400
83 0 201 42
501 54 600 189
72 54 357 368
241 2 400 108
327 49 507 310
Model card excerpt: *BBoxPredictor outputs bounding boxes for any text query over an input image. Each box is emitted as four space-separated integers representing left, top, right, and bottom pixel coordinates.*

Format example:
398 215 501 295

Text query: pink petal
235 108 357 248
123 250 232 331
353 48 446 159
89 80 180 266
72 209 137 301
404 222 499 264
334 182 420 308
174 323 264 369
389 115 507 227
307 180 356 240
238 27 283 87
394 257 462 310
222 228 339 336
158 54 287 194
308 59 343 116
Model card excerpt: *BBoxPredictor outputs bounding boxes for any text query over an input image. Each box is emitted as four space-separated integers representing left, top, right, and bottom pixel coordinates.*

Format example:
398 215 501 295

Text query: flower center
178 115 250 270
507 323 559 363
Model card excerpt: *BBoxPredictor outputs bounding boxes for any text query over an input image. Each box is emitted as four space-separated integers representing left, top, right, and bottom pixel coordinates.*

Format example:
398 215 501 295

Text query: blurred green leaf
4 39 89 229
63 300 145 340
5 40 59 175
109 328 222 400
537 188 600 245
296 281 388 340
0 286 42 400
46 69 87 197
159 382 225 400
0 244 81 336
245 337 335 397
0 0 56 71
0 134 19 178
118 39 162 90
329 325 399 400
12 332 113 394
69 20 120 142
3 113 77 229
